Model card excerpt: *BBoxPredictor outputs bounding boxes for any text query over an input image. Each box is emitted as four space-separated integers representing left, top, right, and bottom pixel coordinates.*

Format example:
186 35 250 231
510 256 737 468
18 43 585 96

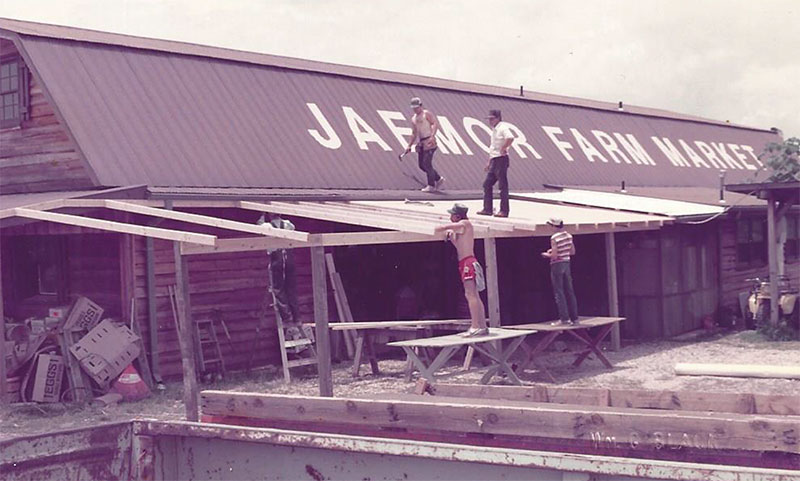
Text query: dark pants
550 261 578 322
483 155 509 213
417 140 441 187
269 249 299 324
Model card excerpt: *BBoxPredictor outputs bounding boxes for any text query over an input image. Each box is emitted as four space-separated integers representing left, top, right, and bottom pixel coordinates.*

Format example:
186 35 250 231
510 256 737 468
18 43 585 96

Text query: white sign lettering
343 106 392 151
306 103 342 149
436 116 473 155
542 126 574 161
463 117 492 154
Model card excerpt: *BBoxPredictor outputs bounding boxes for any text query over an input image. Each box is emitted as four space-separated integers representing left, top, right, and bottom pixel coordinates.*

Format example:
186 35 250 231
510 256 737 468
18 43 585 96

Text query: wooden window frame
0 53 30 130
735 216 767 269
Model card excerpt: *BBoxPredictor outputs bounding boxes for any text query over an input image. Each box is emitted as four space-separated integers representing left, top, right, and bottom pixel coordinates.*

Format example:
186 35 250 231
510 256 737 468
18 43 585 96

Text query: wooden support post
173 241 199 421
0 242 6 405
767 193 779 326
605 232 621 351
311 246 333 397
145 237 163 384
484 238 501 329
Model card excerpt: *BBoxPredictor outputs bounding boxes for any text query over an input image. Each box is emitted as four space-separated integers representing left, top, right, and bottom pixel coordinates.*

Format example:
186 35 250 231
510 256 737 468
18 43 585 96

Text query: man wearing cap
404 97 444 192
541 218 579 326
476 109 514 217
434 203 489 337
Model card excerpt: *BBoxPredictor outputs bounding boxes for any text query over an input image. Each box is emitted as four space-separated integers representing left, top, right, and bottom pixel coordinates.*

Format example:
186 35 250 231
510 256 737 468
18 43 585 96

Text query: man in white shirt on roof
404 97 445 192
541 217 579 326
476 109 514 217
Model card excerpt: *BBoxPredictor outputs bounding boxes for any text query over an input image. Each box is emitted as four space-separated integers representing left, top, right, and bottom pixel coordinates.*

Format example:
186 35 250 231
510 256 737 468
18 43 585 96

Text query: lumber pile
201 384 800 470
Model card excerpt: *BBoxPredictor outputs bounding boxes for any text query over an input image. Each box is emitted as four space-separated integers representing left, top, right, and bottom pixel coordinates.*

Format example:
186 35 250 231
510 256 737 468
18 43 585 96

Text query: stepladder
193 317 225 382
268 248 317 383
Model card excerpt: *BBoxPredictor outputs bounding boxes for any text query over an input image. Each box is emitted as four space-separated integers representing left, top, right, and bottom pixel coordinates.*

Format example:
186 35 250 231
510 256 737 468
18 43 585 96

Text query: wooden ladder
194 318 225 381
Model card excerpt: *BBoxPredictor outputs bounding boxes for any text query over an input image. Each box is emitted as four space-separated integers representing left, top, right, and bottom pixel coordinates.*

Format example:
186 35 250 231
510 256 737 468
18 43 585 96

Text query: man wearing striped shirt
541 218 579 326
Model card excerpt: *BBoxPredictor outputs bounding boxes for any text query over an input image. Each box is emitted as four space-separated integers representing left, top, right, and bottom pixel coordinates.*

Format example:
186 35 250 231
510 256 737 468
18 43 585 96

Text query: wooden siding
718 216 800 317
0 41 94 194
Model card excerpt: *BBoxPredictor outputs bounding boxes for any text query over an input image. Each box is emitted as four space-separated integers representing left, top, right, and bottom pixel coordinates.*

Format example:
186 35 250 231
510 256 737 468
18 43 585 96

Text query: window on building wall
786 215 799 259
0 54 30 129
736 217 767 267
9 236 68 300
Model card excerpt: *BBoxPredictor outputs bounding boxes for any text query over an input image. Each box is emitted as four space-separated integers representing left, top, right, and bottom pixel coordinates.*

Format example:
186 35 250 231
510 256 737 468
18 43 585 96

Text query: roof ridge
0 17 768 131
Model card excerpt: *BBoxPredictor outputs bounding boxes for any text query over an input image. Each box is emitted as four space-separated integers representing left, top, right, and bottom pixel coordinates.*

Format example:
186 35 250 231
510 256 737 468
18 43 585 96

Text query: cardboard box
29 318 46 334
31 354 64 403
4 341 18 374
49 305 71 319
61 297 104 332
70 319 140 387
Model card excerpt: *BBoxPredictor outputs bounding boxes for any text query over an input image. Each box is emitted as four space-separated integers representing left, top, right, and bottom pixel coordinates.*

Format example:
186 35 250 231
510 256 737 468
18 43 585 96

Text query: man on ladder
259 213 316 382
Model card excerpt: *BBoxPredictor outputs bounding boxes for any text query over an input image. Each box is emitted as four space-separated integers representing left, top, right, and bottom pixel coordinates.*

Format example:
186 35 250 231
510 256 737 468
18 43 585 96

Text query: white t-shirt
489 121 514 158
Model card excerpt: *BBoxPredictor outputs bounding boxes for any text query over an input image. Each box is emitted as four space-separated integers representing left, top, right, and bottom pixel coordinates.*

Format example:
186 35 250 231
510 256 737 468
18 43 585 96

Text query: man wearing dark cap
404 97 445 192
541 217 579 325
476 109 514 217
434 203 489 336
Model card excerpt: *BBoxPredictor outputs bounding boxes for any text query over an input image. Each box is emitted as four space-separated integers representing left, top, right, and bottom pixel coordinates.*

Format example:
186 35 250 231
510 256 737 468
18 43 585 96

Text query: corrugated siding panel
19 35 781 191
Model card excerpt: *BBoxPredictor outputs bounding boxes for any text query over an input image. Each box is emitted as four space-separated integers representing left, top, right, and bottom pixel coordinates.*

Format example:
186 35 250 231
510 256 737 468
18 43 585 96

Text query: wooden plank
675 363 800 380
324 253 354 357
508 316 625 332
388 328 534 348
321 320 471 331
173 243 199 421
200 391 800 454
240 201 438 235
605 232 621 351
311 246 333 397
12 208 217 245
425 383 800 415
145 237 163 384
85 200 310 241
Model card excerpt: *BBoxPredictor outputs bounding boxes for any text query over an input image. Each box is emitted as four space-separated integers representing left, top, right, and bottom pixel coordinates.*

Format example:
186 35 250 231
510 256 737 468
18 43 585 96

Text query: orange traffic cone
110 364 151 402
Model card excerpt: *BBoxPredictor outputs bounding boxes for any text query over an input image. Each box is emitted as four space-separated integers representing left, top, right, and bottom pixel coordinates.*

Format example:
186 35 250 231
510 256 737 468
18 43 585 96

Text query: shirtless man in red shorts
434 203 489 337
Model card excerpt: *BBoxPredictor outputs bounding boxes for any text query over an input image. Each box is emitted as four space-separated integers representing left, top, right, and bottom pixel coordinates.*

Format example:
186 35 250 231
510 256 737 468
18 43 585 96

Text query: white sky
2 0 798 137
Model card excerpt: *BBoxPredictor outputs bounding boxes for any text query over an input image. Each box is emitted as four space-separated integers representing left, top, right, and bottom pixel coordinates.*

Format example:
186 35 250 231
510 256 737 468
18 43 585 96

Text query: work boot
494 211 509 218
475 210 493 216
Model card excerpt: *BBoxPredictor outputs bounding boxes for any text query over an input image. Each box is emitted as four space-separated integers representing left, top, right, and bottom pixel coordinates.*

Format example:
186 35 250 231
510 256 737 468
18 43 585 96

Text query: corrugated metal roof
1 18 782 192
516 188 725 217
0 190 98 210
561 185 765 207
354 198 669 232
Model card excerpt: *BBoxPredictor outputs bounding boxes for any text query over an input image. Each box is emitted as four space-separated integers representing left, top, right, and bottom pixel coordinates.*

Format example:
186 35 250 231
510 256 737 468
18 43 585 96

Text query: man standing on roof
404 97 445 193
541 217 579 326
477 109 514 217
434 203 489 337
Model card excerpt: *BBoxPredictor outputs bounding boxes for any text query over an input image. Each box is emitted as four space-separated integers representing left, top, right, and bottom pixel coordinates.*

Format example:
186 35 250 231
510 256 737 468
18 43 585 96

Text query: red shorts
458 256 486 291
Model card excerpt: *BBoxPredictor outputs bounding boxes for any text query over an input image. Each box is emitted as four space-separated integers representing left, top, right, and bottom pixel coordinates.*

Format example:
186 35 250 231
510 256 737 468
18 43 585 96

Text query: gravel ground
1 330 798 442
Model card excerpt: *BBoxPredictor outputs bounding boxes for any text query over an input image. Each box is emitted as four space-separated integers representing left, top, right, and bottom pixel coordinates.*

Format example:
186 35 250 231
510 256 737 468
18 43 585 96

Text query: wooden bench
313 319 471 377
506 316 624 381
389 327 536 385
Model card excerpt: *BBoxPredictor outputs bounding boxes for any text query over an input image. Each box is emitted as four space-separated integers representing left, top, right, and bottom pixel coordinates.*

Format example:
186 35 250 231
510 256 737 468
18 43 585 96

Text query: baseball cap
486 109 502 119
410 97 422 108
447 203 469 217
547 217 564 227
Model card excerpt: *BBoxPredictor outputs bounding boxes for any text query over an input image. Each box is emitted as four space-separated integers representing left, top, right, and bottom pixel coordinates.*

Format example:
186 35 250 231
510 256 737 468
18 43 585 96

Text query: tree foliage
758 137 800 182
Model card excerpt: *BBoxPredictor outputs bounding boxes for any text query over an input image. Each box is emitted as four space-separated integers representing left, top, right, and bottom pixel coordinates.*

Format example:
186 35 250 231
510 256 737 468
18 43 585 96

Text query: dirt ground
1 330 798 442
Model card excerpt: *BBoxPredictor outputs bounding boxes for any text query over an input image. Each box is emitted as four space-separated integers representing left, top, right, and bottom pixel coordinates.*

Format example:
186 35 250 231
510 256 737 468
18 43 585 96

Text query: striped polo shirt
550 231 573 263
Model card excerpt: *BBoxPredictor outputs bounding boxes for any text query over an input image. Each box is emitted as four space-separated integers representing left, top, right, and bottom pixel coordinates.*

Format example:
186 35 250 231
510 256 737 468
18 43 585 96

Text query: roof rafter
12 208 217 245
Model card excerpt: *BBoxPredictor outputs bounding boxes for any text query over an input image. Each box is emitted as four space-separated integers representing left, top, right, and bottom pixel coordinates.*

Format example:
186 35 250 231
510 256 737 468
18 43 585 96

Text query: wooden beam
605 232 621 351
90 200 310 242
12 208 217 245
767 193 779 326
484 238 501 329
423 383 800 415
145 236 163 385
311 245 333 397
240 201 438 235
173 242 199 421
200 391 800 454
